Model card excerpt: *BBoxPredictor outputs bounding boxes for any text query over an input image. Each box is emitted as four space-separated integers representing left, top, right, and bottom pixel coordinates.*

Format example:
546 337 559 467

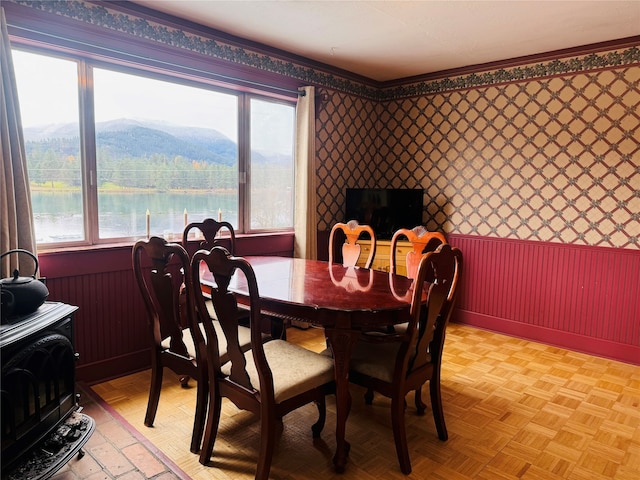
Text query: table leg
325 325 360 473
267 316 287 340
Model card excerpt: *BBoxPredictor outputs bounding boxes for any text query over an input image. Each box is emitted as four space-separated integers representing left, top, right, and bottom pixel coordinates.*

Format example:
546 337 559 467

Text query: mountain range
23 118 282 165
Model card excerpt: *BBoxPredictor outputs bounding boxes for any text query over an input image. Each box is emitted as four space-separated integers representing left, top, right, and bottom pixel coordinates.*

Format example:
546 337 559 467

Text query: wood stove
1 302 93 478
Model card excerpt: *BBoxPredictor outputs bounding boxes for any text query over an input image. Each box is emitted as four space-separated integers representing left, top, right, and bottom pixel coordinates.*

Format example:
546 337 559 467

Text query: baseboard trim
77 349 150 385
455 309 640 365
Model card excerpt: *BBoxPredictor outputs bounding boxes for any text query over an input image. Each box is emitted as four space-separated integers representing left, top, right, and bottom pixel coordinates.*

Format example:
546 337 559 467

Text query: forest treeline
25 136 290 192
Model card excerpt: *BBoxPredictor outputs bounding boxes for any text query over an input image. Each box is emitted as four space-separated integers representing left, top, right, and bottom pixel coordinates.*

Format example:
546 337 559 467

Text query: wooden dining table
199 255 419 473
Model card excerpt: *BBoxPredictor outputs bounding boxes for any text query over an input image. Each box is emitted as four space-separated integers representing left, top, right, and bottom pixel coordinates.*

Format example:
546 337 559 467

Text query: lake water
31 191 238 243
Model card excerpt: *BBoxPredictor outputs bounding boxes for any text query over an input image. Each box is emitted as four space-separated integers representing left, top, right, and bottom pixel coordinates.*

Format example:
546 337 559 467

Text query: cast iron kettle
1 249 49 320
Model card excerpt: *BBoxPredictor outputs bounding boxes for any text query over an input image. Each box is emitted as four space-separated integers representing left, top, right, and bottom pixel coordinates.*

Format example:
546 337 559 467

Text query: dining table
199 255 420 473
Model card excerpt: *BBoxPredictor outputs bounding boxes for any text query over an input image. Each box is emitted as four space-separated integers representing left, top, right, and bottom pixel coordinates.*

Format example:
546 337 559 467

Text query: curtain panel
293 86 317 260
1 6 37 278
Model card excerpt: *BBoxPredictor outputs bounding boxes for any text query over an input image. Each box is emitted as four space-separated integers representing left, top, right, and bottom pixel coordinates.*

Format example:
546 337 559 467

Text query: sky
12 49 239 141
12 48 296 153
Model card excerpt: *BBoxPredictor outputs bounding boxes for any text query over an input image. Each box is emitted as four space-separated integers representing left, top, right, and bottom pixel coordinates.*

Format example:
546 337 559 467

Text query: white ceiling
130 1 640 82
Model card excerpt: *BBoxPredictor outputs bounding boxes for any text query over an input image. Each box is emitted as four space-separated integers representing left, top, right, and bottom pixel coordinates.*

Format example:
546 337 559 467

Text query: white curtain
293 86 317 260
1 7 37 278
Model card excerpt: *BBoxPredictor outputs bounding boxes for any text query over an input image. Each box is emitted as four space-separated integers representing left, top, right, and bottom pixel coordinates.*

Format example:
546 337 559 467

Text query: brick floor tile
50 468 79 480
99 419 138 449
68 449 104 477
83 472 112 480
114 471 146 480
90 443 135 477
81 400 114 426
121 443 167 478
86 430 107 449
155 473 182 480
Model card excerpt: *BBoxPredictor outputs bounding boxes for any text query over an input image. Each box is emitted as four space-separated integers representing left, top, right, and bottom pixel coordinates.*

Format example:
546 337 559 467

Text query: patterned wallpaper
316 57 640 250
316 92 380 223
7 1 640 249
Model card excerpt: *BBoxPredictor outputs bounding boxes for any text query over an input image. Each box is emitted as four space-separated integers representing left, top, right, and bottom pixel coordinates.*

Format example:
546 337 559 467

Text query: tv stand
356 239 412 274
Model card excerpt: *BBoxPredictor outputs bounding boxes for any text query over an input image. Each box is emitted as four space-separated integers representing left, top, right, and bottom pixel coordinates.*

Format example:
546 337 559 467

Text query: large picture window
92 68 240 240
12 49 295 247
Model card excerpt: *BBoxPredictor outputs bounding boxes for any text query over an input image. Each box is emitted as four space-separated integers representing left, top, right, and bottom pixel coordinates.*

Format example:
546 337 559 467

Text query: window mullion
78 61 99 244
238 94 250 233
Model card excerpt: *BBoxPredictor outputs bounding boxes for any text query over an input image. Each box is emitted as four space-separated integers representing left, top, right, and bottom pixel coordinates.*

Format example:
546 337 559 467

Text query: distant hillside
23 118 287 165
96 125 237 164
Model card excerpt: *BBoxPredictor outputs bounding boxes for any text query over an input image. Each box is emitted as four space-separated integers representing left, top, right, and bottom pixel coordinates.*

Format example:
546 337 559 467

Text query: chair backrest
402 243 462 375
190 246 269 393
390 226 447 279
183 218 237 254
328 220 377 268
132 236 203 359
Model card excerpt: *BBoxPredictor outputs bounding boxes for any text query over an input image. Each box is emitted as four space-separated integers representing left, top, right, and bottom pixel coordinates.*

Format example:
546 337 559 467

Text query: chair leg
190 376 208 454
255 412 277 480
311 396 326 438
179 375 190 388
415 384 427 415
390 394 412 474
144 361 163 427
429 377 448 441
364 387 374 405
199 391 222 465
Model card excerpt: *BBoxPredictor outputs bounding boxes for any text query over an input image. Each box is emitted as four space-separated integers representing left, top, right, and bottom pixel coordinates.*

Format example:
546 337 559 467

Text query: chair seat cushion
349 340 401 384
349 337 432 384
221 339 335 403
162 320 252 365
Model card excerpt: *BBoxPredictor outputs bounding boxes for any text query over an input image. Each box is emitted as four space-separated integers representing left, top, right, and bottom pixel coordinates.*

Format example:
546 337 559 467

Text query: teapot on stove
1 249 49 321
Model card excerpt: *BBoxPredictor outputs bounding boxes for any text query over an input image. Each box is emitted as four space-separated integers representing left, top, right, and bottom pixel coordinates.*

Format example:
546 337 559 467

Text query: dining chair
386 225 448 331
190 246 336 478
184 218 287 340
390 225 447 280
329 219 377 268
132 236 208 454
348 243 462 474
132 236 254 454
182 218 236 254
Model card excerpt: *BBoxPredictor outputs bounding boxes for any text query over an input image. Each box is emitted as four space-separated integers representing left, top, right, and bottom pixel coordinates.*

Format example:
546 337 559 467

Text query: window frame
11 43 297 249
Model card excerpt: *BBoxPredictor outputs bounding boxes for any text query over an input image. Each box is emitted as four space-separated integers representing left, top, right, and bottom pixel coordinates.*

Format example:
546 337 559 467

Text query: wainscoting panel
449 234 640 364
43 256 150 384
39 234 295 383
39 233 637 384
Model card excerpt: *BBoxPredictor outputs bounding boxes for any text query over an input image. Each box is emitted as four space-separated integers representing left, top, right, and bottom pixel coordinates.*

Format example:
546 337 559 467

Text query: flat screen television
345 188 424 240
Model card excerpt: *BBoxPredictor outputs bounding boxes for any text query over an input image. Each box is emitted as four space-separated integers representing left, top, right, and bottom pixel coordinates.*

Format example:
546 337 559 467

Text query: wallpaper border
383 47 640 99
9 0 640 101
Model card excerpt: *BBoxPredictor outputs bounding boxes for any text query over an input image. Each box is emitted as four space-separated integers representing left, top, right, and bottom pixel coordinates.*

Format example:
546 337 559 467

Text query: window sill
37 231 295 278
37 231 294 253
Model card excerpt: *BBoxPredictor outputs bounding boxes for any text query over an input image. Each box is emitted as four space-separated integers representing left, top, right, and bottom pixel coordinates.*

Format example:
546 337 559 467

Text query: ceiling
129 1 640 82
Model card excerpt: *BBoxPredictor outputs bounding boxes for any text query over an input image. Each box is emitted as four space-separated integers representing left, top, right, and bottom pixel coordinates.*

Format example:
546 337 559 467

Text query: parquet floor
91 324 640 480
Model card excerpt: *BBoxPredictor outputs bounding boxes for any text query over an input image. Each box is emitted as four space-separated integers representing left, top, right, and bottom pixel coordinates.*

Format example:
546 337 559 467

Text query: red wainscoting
448 234 640 365
38 233 294 384
318 231 639 365
38 232 638 384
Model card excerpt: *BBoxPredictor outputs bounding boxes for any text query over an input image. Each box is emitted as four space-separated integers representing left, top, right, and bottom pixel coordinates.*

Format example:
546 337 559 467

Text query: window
92 68 240 240
249 98 295 230
13 51 84 243
12 49 296 247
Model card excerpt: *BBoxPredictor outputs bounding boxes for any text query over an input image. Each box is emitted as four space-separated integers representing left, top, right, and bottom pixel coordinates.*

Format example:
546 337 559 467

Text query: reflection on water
32 191 237 243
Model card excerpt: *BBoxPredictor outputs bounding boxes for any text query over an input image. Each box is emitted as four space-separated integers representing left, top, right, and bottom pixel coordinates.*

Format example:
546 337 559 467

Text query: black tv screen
345 188 424 240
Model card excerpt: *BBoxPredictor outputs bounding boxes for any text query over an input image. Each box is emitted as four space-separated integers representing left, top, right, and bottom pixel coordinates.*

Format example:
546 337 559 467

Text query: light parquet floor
91 324 640 480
